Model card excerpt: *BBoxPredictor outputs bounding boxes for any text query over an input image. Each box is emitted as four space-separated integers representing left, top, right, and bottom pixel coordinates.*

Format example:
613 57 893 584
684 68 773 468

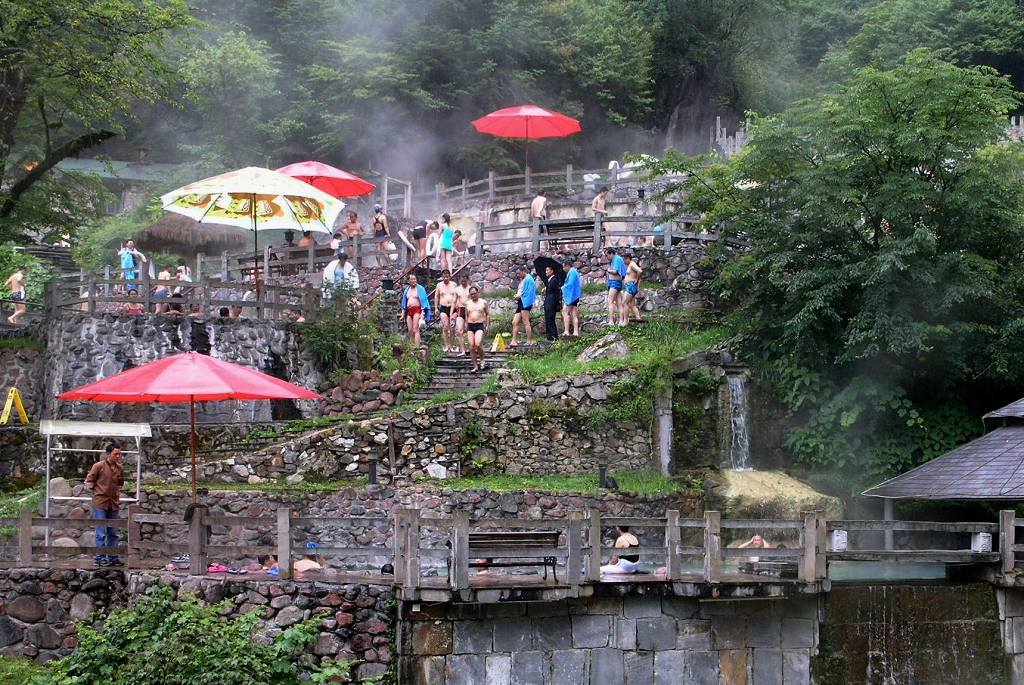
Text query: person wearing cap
372 204 389 267
294 541 322 573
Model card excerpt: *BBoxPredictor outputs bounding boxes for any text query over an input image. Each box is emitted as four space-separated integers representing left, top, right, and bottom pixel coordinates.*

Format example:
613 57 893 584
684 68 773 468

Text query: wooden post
1001 509 1016 574
610 164 618 192
277 506 292 579
393 508 409 586
567 511 583 587
435 183 443 212
592 214 603 254
586 509 601 582
18 507 32 565
353 234 362 269
566 164 573 193
524 166 532 197
306 240 315 274
263 245 272 280
883 499 894 551
665 510 681 581
103 265 111 297
461 178 468 203
478 223 487 257
406 508 421 586
188 506 207 576
531 217 541 252
815 512 827 579
663 221 673 248
450 511 470 591
488 171 496 201
127 504 141 569
799 512 816 582
382 176 390 215
221 251 229 281
196 254 204 284
703 511 721 582
142 267 151 313
87 275 96 314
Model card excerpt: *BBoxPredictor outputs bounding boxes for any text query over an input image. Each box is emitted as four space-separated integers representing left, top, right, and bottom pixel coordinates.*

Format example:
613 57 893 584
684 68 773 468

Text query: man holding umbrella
542 264 563 341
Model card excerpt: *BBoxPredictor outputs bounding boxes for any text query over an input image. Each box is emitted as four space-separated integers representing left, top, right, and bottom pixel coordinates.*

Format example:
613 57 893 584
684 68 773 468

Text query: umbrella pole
190 397 198 503
252 192 260 299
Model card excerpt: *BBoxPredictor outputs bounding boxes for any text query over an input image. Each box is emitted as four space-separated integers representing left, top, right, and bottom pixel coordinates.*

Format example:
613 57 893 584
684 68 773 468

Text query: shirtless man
620 253 644 325
591 186 609 219
5 268 26 324
464 287 490 373
453 274 472 356
435 270 459 354
401 274 431 347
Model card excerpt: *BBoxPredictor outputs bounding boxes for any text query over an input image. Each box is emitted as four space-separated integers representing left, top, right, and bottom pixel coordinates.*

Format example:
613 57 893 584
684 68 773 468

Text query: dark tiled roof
984 397 1024 420
863 426 1024 499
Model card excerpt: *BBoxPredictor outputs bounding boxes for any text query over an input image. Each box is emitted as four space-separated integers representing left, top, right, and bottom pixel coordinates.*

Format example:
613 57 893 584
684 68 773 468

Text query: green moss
444 469 689 495
0 655 47 683
144 479 365 494
0 337 44 352
0 485 42 538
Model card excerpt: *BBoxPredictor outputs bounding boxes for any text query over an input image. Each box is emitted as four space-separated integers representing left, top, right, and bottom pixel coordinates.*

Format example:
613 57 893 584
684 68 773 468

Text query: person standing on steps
464 286 490 373
453 273 472 357
85 443 125 567
605 247 627 326
620 253 644 325
401 273 431 348
4 267 26 325
439 213 455 272
510 265 536 347
542 264 562 341
372 204 390 267
435 269 459 354
561 257 581 337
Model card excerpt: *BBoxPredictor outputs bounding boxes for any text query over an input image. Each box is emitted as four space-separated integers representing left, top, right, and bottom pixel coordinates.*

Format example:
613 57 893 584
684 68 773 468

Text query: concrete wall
399 593 819 685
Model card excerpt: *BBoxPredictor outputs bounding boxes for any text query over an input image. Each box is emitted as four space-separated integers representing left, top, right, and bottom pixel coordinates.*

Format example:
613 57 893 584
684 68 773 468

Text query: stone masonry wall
0 347 44 421
400 593 820 685
43 312 322 422
0 567 394 680
190 369 651 485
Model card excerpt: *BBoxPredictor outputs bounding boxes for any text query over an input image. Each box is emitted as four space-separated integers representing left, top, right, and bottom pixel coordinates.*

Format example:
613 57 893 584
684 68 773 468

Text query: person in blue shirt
510 265 537 347
605 248 627 326
401 273 431 347
117 240 147 293
561 258 582 337
439 212 455 272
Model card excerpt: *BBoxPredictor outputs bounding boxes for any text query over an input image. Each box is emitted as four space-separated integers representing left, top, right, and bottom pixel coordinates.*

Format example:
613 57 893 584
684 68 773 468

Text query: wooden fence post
221 251 229 281
277 506 292 579
703 510 721 582
488 171 496 201
450 511 470 591
531 217 541 252
586 509 601 582
382 176 390 215
196 254 204 284
1001 509 1016 574
435 183 443 212
127 504 141 569
524 166 532 197
188 506 207 576
306 241 315 274
566 164 573 193
592 214 603 254
403 181 413 219
103 265 111 297
393 508 409 586
142 268 151 313
87 275 96 314
663 221 673 249
478 224 487 257
18 507 32 565
567 511 583 587
353 234 362 269
815 512 827 580
461 178 468 203
264 245 272 280
800 512 816 582
406 508 421 585
665 510 681 581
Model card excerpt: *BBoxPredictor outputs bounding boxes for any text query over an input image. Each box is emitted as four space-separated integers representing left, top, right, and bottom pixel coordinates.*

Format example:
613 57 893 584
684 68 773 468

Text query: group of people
328 206 470 269
402 271 492 372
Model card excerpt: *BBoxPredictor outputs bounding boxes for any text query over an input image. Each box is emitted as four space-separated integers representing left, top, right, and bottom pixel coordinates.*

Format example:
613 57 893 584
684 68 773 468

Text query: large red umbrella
472 104 582 170
58 352 321 501
276 161 376 199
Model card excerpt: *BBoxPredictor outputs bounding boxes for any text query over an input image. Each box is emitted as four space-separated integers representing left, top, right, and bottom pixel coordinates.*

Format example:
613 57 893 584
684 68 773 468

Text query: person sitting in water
600 525 641 575
738 534 768 562
294 541 322 573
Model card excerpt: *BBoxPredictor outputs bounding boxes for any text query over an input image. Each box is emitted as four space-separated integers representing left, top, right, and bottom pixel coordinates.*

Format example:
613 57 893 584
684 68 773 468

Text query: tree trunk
0 60 29 187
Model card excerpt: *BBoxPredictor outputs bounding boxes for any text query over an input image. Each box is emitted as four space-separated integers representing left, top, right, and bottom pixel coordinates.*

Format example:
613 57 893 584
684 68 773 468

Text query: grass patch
144 478 366 494
509 317 728 382
0 337 44 351
0 655 47 683
0 485 42 537
444 470 688 495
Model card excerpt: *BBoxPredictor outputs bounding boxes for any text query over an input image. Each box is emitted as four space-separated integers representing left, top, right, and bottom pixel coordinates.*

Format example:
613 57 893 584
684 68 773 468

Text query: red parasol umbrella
276 161 376 199
58 352 321 501
472 105 582 170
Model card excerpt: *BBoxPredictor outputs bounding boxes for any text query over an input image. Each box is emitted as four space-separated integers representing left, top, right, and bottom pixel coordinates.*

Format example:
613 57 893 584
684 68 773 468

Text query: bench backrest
468 530 561 550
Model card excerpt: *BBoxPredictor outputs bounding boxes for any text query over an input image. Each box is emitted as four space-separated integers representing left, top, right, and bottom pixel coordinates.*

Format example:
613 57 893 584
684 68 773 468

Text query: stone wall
43 312 322 422
818 584 1005 685
0 567 394 680
399 592 820 685
999 587 1024 684
193 369 652 485
0 347 45 421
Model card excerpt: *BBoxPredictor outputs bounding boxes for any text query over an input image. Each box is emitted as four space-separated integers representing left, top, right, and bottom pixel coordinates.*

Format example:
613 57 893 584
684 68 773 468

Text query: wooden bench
451 530 562 581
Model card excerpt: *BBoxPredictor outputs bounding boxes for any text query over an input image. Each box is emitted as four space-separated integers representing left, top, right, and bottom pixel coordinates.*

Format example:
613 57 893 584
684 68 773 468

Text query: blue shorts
607 280 623 291
625 282 638 296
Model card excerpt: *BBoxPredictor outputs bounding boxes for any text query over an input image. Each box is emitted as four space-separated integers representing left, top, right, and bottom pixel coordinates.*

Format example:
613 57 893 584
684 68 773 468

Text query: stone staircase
22 245 76 274
408 351 510 402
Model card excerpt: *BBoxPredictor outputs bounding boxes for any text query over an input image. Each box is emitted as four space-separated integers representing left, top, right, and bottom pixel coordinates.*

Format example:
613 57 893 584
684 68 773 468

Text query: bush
0 244 56 302
43 585 358 685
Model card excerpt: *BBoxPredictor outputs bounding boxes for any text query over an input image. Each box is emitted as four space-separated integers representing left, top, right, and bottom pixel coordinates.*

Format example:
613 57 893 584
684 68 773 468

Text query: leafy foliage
648 53 1024 481
43 585 358 685
446 469 688 495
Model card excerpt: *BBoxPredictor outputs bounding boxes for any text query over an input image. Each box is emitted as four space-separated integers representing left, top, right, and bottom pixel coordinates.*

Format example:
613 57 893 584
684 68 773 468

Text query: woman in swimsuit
372 204 389 267
412 220 428 260
600 525 641 575
439 213 455 271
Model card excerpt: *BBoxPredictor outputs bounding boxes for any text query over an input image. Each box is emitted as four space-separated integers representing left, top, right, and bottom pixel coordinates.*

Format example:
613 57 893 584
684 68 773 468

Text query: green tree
649 52 1024 480
0 0 194 236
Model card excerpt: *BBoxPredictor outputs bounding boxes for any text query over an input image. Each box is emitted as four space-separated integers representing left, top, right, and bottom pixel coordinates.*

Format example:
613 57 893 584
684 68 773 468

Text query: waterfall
727 375 752 470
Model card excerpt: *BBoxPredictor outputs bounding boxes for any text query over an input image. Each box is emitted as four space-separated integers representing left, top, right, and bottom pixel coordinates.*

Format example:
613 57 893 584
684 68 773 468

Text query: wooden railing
3 508 1016 589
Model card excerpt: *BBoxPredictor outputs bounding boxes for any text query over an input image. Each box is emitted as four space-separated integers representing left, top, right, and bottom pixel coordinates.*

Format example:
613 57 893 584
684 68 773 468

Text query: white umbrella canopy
160 166 345 237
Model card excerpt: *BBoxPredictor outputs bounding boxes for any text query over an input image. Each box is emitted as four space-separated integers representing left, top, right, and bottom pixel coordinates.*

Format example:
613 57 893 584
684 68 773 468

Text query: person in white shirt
322 252 359 298
530 189 548 220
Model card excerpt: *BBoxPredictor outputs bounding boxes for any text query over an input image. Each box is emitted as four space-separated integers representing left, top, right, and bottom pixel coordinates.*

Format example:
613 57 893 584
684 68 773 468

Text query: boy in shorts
605 248 626 326
620 253 644 325
510 265 536 347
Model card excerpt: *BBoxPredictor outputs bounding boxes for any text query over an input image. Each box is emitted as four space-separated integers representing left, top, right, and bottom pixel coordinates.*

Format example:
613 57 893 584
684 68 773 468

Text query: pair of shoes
108 558 125 567
207 563 228 574
227 566 248 575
